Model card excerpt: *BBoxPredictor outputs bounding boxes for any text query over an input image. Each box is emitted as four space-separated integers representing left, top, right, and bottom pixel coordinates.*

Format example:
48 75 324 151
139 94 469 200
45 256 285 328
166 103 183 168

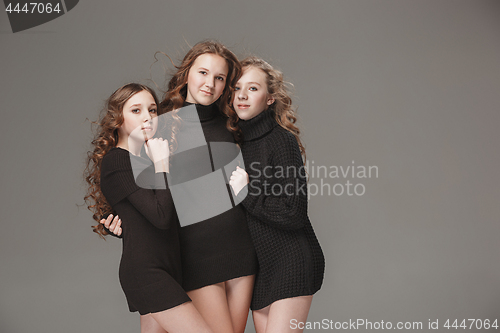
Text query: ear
267 96 275 106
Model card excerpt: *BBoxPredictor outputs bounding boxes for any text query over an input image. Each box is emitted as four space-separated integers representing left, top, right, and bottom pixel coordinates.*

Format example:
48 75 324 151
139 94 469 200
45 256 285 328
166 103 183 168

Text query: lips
237 104 250 109
200 90 213 96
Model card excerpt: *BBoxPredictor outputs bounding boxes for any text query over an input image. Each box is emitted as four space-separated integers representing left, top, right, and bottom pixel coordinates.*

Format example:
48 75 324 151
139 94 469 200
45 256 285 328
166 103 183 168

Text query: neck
182 101 218 121
239 109 278 141
116 137 142 156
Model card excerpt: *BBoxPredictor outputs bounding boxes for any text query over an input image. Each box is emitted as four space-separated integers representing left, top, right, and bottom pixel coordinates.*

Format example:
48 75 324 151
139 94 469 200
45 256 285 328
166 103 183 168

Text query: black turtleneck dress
100 147 190 315
237 109 325 310
172 103 258 291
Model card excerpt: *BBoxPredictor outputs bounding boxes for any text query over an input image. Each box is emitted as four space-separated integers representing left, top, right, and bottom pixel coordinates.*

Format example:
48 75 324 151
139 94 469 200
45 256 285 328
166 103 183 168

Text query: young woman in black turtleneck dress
101 41 257 333
228 57 325 333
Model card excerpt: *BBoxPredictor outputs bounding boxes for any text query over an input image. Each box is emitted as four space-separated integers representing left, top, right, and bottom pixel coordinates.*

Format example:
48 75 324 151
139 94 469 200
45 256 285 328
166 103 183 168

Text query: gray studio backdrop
1 1 499 332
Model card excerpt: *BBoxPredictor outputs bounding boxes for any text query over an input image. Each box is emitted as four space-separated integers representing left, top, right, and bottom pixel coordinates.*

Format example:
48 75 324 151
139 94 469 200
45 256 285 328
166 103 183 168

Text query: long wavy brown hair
84 83 160 239
227 56 306 160
160 40 242 150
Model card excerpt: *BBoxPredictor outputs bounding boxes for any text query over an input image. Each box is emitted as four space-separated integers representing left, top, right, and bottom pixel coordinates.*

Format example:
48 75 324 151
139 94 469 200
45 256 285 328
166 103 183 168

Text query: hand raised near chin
144 138 169 173
229 166 249 196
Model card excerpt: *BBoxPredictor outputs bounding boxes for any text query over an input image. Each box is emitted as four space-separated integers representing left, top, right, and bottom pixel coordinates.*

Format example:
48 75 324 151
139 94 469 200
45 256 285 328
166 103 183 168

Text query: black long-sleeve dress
100 147 190 314
237 109 325 310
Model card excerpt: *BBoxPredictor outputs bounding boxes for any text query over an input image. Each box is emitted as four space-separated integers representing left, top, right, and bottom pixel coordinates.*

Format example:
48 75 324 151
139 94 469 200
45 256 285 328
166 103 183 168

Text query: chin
236 112 248 120
198 95 216 105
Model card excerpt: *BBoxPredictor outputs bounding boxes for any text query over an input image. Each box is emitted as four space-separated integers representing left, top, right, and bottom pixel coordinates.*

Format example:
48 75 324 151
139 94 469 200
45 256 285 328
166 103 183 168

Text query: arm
125 172 176 230
100 148 175 231
237 132 308 230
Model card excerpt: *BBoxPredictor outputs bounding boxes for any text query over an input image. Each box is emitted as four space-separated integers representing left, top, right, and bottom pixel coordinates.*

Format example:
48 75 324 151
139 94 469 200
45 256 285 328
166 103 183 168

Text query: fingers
146 138 170 155
116 226 123 237
99 214 122 236
112 219 122 236
231 169 247 180
147 137 167 144
109 215 120 232
100 214 113 229
235 166 247 175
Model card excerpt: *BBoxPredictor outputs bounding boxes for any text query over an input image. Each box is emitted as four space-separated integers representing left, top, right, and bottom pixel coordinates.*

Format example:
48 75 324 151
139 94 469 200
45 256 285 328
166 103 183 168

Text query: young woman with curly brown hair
84 83 213 333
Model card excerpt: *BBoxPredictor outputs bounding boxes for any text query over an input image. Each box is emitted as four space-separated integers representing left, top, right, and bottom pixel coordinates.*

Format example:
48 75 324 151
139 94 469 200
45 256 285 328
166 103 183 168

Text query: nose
144 111 152 121
238 90 247 100
205 76 215 89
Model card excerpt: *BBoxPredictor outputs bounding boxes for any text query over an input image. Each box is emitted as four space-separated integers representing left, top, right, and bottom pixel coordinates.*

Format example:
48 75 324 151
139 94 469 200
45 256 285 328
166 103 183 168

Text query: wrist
154 158 169 173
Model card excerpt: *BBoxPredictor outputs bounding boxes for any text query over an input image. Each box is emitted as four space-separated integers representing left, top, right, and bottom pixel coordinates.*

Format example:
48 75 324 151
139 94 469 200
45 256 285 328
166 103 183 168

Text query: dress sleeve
100 149 176 230
124 173 176 230
239 131 308 230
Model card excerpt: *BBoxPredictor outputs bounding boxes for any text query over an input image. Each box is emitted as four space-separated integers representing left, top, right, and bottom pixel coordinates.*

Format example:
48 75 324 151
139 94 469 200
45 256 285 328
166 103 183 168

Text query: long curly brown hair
160 40 242 150
84 83 160 239
227 56 306 159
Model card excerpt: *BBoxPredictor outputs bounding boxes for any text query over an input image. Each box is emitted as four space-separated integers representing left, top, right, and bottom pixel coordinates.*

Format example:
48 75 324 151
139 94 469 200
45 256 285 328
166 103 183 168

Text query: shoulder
267 126 301 152
101 148 132 172
258 127 303 168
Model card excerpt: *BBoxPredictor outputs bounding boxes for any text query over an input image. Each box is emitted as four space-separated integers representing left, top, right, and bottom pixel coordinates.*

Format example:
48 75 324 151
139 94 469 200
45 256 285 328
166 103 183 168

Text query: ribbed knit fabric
100 148 190 314
175 102 257 291
237 109 325 310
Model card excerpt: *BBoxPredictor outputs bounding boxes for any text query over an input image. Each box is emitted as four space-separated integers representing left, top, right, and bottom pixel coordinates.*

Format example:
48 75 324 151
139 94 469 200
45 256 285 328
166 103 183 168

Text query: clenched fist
229 166 249 196
144 138 169 173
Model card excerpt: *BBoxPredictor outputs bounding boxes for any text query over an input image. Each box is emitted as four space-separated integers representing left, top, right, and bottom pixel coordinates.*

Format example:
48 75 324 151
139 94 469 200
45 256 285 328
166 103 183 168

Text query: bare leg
140 314 167 333
225 275 255 333
253 295 313 333
187 282 234 333
147 301 213 333
252 304 270 333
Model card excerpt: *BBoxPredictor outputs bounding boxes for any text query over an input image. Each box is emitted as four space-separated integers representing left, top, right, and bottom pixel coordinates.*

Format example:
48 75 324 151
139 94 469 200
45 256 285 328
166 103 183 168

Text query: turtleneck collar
239 109 278 142
181 101 218 121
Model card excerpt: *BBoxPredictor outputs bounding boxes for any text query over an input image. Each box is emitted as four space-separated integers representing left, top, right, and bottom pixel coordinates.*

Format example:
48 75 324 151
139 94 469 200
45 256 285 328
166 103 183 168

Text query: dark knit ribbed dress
174 103 258 291
237 109 325 310
100 147 191 315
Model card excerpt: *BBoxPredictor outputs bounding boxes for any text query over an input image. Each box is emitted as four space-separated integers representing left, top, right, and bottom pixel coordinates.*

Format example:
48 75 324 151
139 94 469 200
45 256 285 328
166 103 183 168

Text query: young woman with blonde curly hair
228 56 325 333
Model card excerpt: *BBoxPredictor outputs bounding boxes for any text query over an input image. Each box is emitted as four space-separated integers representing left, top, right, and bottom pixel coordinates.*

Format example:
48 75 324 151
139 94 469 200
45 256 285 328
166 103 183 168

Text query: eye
132 109 140 114
199 70 207 75
216 76 225 81
234 87 240 91
149 108 157 114
250 86 258 91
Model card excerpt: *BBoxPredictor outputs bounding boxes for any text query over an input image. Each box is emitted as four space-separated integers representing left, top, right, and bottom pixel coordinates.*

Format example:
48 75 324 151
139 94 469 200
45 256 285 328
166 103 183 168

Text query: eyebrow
198 67 227 77
129 103 156 108
247 81 261 86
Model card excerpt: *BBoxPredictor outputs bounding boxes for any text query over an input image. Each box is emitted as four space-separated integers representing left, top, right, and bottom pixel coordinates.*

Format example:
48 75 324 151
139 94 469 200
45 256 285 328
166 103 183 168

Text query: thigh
252 305 270 333
148 301 213 333
225 275 255 333
265 295 313 333
187 283 234 333
140 314 167 333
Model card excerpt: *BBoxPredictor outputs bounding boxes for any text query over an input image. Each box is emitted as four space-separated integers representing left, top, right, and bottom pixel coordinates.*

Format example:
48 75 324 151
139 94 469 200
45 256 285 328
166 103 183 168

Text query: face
118 90 158 143
185 53 229 105
233 66 275 120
